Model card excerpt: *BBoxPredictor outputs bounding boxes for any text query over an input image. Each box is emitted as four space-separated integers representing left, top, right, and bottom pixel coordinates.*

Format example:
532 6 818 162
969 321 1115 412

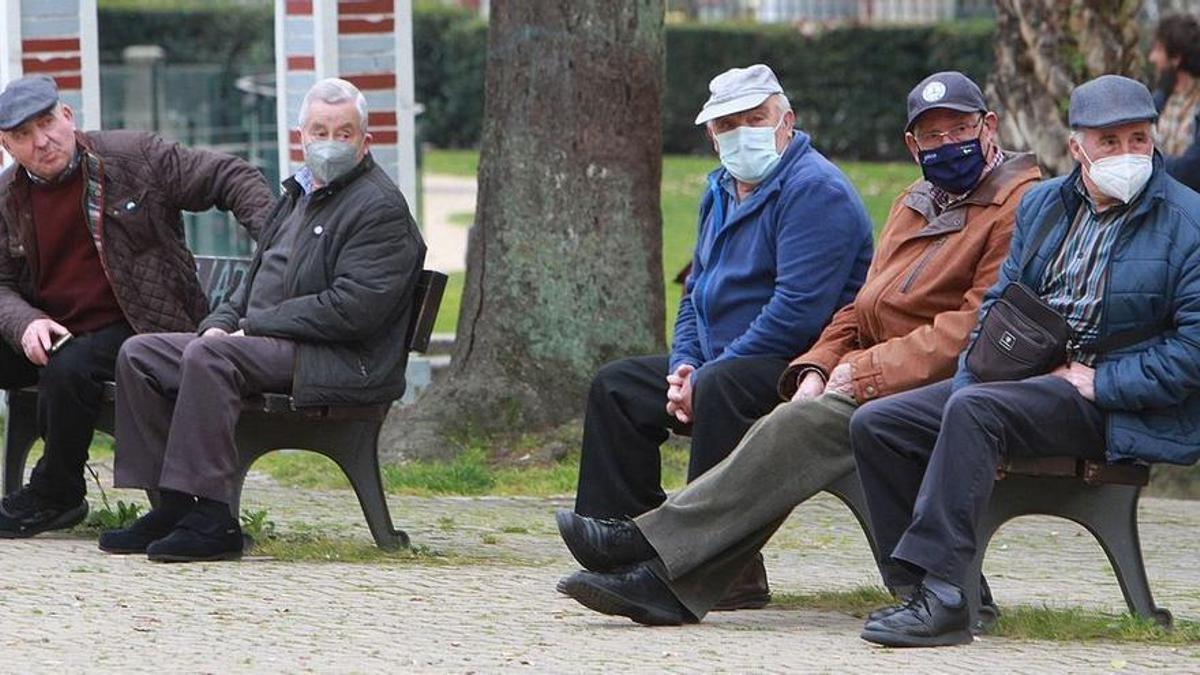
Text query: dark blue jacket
1155 88 1200 192
954 155 1200 465
670 131 873 374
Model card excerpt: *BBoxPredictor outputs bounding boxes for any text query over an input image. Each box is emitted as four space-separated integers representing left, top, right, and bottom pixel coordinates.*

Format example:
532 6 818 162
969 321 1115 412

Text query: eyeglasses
912 115 984 149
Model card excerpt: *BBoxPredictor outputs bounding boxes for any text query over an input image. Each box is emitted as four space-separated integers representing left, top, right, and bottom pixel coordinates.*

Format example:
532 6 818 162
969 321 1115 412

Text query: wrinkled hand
1050 361 1096 401
792 370 826 402
20 318 69 366
202 327 229 338
824 362 855 399
666 364 696 424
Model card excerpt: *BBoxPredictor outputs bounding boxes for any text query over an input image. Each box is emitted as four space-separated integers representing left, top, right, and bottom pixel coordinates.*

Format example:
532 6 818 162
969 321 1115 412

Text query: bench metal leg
232 416 408 550
824 469 880 564
3 391 38 495
324 438 408 551
967 476 1171 630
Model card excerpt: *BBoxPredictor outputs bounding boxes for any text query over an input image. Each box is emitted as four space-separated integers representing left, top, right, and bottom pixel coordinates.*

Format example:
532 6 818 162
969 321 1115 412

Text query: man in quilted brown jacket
0 75 273 537
554 72 1042 626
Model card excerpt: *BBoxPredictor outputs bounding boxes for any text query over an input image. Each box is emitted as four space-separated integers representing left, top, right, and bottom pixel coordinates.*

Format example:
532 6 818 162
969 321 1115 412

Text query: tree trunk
380 0 666 460
988 0 1144 176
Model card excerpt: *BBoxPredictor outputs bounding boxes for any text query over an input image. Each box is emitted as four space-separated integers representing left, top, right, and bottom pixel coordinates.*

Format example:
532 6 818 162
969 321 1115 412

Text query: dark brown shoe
712 553 771 611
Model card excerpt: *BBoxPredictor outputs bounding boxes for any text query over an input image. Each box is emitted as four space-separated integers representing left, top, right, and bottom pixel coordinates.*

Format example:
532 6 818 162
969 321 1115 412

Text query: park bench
2 255 447 551
824 458 1170 631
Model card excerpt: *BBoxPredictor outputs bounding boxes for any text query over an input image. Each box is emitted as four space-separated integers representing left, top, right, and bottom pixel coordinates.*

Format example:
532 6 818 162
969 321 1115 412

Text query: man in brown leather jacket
554 71 1042 626
0 75 273 537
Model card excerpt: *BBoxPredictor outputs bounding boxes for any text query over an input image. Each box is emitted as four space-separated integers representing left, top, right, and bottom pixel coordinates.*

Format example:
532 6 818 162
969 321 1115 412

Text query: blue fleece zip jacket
670 131 873 375
953 155 1200 465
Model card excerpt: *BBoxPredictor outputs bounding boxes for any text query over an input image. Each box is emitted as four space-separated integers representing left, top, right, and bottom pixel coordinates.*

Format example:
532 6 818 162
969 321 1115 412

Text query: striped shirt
1038 180 1134 365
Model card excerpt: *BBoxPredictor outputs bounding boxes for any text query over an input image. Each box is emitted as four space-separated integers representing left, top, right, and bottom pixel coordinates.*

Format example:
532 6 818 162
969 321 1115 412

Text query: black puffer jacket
200 154 426 406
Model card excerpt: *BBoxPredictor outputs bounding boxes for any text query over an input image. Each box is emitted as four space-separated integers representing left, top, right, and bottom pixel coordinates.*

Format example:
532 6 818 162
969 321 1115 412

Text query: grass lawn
423 148 917 335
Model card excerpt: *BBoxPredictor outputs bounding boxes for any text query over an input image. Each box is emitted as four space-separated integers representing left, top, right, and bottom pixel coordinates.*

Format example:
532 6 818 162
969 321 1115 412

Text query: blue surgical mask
715 116 787 184
918 137 986 195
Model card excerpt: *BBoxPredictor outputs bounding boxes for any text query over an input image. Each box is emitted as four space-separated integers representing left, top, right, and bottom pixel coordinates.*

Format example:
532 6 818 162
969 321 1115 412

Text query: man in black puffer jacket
102 78 426 563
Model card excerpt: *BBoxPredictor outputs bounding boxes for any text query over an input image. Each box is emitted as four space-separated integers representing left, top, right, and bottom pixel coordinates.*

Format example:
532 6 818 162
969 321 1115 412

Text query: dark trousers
113 333 294 505
850 376 1105 588
0 321 133 506
574 354 789 518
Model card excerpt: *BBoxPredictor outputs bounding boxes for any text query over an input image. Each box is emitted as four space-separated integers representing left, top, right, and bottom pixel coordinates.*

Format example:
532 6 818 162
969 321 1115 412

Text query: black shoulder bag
965 200 1161 383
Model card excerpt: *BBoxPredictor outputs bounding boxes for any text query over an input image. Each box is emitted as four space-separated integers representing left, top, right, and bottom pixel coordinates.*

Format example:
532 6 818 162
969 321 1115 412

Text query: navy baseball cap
1068 75 1158 129
0 75 60 131
905 71 988 132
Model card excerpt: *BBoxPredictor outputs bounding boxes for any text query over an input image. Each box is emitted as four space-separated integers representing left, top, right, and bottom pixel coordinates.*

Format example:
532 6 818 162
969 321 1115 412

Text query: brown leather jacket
779 152 1042 403
0 131 274 348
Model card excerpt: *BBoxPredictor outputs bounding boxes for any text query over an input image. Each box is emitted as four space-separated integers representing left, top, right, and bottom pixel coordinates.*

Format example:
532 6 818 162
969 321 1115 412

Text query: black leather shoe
861 584 972 647
146 505 243 563
555 509 655 572
0 486 88 538
559 564 698 626
99 506 189 554
712 553 771 611
868 576 1001 628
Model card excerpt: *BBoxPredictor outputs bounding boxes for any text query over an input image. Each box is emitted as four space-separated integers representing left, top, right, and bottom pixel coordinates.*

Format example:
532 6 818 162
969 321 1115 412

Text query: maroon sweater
30 169 124 334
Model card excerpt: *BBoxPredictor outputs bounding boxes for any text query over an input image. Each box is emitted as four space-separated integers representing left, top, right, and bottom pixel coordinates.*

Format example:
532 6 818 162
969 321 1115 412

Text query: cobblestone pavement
2 464 1198 673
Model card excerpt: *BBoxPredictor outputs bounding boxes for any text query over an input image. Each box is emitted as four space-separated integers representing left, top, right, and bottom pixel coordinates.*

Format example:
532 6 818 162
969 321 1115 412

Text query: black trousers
849 376 1105 588
0 321 134 506
574 354 789 518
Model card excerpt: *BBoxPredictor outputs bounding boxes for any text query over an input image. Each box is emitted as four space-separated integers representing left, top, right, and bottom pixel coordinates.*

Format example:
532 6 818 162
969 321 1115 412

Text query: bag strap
1093 323 1165 354
1018 195 1067 273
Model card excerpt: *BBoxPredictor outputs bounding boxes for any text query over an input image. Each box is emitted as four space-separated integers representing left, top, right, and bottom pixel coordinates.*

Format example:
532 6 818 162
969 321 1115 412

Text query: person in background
1149 12 1200 191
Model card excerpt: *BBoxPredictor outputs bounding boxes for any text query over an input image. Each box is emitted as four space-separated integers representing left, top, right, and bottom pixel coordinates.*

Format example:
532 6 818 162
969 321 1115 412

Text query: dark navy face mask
919 138 985 195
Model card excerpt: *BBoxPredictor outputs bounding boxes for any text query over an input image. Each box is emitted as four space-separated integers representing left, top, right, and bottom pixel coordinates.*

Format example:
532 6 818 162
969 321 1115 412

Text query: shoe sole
561 576 687 626
147 550 243 563
555 509 610 572
98 545 149 555
0 502 89 539
860 627 973 648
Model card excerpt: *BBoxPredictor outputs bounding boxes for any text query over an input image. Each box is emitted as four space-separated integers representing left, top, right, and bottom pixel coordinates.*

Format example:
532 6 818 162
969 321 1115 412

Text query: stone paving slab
1 467 1198 672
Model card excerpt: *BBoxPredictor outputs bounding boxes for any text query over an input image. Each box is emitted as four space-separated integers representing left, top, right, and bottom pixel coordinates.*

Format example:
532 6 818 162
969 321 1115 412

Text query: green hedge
416 14 994 159
94 4 995 160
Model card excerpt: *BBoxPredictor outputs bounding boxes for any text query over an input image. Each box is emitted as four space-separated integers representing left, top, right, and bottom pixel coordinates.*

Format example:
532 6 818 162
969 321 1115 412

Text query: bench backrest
193 255 446 354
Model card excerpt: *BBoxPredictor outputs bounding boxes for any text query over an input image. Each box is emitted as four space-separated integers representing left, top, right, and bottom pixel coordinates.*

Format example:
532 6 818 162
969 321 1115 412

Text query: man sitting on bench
554 72 1040 626
851 75 1200 648
100 78 426 562
0 75 272 538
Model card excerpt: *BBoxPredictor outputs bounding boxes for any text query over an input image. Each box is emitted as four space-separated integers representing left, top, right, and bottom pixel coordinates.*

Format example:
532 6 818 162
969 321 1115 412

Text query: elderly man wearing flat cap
850 74 1200 647
0 75 272 538
567 64 873 608
556 71 1040 626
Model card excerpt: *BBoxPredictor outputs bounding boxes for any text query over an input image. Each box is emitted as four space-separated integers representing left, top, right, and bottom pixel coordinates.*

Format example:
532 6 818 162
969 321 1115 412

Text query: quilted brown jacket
0 130 274 348
779 152 1042 403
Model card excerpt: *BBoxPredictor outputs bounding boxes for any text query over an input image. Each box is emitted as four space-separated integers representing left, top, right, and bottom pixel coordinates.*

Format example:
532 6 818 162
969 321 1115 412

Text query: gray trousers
112 333 295 505
635 392 859 618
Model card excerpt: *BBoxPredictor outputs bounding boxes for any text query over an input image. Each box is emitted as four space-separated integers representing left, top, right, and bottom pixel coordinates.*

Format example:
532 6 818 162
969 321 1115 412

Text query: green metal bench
3 255 446 550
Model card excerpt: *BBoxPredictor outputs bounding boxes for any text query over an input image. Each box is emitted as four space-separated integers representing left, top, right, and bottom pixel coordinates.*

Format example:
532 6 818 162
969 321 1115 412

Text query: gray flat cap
0 75 59 131
1069 75 1157 129
695 64 784 125
905 71 987 132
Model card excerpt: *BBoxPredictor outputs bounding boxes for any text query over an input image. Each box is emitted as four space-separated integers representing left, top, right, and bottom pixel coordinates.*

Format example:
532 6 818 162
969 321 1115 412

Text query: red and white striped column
276 0 417 203
0 0 101 162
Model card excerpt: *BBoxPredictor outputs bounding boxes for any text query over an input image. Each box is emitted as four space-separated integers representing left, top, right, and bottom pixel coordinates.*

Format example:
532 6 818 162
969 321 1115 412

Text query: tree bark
381 0 666 460
989 0 1144 176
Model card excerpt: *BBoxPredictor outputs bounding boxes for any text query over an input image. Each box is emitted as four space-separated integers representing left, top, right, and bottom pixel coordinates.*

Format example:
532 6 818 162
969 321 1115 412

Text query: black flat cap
0 75 60 131
905 71 987 132
1068 74 1158 129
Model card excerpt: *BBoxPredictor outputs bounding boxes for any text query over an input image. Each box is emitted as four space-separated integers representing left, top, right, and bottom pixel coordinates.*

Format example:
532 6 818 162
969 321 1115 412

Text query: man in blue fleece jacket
571 64 873 608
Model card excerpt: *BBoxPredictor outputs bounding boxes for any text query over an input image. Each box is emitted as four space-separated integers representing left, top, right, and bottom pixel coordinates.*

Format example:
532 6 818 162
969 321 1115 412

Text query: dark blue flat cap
1069 75 1157 129
0 75 60 131
905 71 987 132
